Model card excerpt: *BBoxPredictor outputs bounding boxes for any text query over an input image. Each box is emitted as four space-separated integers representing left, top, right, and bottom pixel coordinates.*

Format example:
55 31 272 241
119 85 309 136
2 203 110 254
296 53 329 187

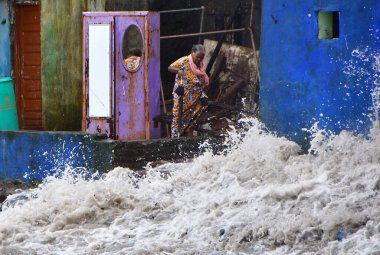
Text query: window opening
318 11 339 39
122 25 143 72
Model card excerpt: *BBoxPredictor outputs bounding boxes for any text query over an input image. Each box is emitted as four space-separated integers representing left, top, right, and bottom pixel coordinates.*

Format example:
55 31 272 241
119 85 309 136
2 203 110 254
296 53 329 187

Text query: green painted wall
41 0 87 130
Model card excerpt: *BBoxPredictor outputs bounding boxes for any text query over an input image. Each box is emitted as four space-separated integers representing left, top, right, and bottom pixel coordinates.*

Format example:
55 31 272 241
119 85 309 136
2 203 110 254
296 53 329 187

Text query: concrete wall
0 131 112 181
111 136 223 171
0 130 220 182
0 0 10 78
260 0 380 146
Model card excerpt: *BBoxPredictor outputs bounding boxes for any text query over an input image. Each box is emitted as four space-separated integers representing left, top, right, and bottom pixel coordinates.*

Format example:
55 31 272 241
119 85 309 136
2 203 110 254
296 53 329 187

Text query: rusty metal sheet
115 15 146 140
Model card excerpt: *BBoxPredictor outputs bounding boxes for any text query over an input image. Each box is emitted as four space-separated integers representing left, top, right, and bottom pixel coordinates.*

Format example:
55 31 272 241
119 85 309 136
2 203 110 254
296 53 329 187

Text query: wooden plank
23 92 42 100
23 53 41 66
21 80 41 92
23 100 42 111
23 43 41 53
22 23 40 32
23 119 43 129
21 10 39 24
23 66 41 80
217 78 245 103
21 31 40 44
22 111 42 120
207 56 225 100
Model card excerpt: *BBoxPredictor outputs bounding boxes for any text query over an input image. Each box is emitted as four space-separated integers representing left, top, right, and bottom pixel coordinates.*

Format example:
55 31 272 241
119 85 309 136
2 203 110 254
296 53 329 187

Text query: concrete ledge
0 131 223 182
0 131 112 182
108 136 224 170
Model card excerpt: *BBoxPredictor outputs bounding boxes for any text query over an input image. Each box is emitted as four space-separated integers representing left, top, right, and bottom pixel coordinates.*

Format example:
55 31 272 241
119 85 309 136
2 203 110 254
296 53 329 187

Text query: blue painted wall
0 131 213 182
0 1 10 78
260 0 380 146
0 131 113 181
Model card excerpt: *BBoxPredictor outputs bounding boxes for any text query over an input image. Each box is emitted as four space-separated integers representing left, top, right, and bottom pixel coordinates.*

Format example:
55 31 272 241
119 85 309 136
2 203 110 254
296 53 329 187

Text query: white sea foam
0 118 379 255
1 23 380 255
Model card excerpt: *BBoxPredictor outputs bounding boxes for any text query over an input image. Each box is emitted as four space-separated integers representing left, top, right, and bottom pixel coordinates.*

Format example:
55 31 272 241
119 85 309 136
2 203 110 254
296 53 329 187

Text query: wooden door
14 4 42 130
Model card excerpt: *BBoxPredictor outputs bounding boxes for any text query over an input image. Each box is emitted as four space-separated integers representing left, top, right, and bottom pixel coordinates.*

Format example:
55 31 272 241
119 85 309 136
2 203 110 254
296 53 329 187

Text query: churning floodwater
1 45 380 255
0 117 379 255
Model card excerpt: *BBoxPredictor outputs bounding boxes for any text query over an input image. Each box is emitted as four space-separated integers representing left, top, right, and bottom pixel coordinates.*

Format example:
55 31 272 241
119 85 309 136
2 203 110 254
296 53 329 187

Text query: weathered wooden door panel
15 4 42 130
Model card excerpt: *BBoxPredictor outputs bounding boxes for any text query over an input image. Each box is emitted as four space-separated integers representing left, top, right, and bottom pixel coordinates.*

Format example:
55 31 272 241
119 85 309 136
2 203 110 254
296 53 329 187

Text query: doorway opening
318 11 340 39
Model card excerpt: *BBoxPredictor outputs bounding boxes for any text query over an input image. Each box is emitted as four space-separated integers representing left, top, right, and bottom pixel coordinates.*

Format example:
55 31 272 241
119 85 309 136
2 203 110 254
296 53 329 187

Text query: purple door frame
83 12 161 140
146 13 161 139
82 15 115 138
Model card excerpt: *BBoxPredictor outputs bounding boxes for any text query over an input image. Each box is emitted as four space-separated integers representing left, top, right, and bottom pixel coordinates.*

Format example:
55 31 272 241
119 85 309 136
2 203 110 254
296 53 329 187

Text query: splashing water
371 86 380 122
0 117 379 255
1 29 380 255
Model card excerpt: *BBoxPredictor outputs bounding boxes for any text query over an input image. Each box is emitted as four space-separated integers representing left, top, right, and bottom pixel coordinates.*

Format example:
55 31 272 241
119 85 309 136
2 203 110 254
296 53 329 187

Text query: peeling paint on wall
260 0 380 147
87 0 106 11
0 1 11 78
41 0 87 131
0 130 113 181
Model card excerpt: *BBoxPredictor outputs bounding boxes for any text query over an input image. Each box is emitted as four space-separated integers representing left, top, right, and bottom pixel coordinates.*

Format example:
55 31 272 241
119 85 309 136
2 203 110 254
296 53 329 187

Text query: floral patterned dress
170 56 208 138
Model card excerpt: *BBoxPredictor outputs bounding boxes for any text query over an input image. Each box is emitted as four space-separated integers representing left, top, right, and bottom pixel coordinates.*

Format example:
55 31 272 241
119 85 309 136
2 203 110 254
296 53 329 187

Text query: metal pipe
161 28 247 40
160 7 204 14
198 6 205 44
